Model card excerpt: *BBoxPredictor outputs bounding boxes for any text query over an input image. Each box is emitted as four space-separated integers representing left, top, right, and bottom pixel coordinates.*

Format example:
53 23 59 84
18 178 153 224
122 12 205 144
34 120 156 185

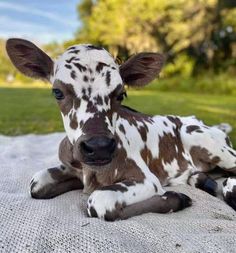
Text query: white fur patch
223 178 236 197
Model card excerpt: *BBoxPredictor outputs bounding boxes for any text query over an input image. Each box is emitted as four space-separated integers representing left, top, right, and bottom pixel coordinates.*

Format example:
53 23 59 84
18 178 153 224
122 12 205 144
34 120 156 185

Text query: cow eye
117 91 127 101
52 89 64 100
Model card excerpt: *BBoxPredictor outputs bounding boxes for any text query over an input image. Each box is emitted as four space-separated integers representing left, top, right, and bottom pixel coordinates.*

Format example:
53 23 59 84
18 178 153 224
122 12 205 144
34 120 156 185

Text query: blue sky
0 0 80 44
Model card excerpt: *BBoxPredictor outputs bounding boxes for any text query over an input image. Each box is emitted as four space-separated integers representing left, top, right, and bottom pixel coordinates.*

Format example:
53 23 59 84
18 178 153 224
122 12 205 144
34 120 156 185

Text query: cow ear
119 52 165 87
6 38 53 81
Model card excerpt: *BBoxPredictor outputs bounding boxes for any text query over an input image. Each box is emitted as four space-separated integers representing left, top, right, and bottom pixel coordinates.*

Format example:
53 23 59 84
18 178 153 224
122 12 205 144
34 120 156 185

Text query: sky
0 0 80 44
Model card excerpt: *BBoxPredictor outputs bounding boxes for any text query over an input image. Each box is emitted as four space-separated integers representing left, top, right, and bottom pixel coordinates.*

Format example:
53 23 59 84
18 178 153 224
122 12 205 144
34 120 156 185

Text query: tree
73 0 236 74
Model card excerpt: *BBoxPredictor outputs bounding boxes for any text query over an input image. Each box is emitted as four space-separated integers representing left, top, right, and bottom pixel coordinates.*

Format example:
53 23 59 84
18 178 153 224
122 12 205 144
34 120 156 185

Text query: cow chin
83 158 112 167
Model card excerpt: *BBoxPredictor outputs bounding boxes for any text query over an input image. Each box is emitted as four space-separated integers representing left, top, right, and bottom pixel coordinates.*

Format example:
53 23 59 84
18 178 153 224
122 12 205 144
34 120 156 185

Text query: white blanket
0 133 236 253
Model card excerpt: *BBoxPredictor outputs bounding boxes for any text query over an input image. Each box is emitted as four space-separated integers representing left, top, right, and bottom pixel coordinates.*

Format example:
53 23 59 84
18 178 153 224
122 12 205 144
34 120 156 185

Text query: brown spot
153 183 158 192
106 71 111 86
86 101 97 113
66 57 76 63
138 125 148 142
104 96 109 105
48 167 74 181
88 87 92 96
225 137 232 147
190 146 221 171
74 98 81 109
71 70 76 79
65 64 72 69
73 62 86 72
196 130 203 133
69 112 78 129
96 62 109 73
122 181 136 187
69 49 80 54
55 66 59 75
58 137 74 165
79 120 84 128
82 87 89 101
186 125 201 134
87 45 103 50
167 116 183 128
95 95 103 105
140 148 167 184
119 125 126 134
83 75 89 82
67 46 76 50
99 184 128 192
228 149 236 158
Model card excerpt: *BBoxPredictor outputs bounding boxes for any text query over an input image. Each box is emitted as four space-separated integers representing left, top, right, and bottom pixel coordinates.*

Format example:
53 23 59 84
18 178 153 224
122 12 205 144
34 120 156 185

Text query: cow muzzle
79 136 117 166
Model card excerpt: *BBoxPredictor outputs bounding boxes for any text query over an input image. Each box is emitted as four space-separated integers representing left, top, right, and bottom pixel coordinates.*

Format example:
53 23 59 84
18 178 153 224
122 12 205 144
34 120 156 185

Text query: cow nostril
80 137 117 159
109 139 116 153
80 141 95 156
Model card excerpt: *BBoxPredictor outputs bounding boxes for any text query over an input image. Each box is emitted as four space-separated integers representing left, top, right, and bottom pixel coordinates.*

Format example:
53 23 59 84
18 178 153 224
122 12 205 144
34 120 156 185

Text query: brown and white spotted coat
6 39 236 221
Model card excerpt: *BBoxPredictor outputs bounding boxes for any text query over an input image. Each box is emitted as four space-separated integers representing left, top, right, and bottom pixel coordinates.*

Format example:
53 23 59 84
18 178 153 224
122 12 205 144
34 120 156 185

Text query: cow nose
80 136 116 164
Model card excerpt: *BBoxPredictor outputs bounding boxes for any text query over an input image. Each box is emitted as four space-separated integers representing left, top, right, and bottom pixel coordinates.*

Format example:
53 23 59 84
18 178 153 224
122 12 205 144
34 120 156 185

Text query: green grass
0 87 236 146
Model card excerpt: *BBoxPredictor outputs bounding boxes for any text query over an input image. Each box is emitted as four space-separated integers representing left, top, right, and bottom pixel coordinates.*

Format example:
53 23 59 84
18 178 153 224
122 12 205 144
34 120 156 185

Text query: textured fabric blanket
0 133 235 253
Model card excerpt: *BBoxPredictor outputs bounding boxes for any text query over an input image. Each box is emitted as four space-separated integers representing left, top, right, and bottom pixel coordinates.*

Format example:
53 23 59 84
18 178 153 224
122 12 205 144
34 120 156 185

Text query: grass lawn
0 87 236 146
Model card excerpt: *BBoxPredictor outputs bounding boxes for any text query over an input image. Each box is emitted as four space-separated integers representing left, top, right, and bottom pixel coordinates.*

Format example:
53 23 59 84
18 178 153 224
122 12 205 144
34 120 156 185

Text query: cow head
6 39 164 168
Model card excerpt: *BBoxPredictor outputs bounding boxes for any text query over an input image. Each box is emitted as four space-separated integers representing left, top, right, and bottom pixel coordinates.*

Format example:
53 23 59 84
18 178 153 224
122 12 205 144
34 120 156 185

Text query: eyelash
52 89 64 100
117 91 127 101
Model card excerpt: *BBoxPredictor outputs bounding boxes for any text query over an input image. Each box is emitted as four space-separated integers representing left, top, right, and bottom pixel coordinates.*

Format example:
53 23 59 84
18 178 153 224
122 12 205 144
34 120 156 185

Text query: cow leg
222 177 236 211
30 165 83 199
181 124 236 175
188 171 218 196
87 180 192 221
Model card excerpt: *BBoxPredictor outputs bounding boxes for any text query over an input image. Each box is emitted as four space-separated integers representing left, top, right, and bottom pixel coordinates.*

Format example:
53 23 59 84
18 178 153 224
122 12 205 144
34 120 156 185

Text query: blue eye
52 89 64 100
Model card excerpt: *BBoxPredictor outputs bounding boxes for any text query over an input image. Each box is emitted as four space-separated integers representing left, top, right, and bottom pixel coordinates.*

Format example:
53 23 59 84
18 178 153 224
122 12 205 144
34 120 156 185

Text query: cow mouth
84 158 112 166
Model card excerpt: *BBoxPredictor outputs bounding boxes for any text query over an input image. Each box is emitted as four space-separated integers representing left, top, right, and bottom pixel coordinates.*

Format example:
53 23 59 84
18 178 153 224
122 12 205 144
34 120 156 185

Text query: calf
6 39 236 221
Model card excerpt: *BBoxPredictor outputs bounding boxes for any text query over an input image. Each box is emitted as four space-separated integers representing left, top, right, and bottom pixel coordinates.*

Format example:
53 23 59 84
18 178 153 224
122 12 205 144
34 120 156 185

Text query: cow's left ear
119 52 165 86
6 38 53 81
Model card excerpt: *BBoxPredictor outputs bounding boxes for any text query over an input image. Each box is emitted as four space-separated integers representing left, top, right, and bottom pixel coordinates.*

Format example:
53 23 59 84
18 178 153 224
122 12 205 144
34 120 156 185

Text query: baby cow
6 39 236 221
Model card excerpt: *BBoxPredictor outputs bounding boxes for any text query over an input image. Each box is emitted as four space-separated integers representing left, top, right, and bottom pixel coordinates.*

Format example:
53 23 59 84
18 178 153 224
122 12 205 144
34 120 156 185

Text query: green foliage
74 0 236 73
0 39 15 79
146 73 236 94
163 54 195 78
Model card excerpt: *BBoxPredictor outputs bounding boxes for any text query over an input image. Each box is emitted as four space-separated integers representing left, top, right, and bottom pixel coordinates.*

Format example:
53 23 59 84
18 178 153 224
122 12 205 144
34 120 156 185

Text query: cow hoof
223 178 236 211
163 191 192 211
29 170 55 199
201 178 218 196
189 172 218 196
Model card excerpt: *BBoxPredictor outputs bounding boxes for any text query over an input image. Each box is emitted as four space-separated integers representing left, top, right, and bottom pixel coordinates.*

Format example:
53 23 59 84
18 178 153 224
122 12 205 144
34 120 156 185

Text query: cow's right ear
6 38 53 81
120 52 165 87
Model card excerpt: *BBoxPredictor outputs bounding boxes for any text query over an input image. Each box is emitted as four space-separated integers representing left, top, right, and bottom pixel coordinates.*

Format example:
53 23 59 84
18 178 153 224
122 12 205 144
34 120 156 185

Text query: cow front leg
87 180 192 221
30 165 83 199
